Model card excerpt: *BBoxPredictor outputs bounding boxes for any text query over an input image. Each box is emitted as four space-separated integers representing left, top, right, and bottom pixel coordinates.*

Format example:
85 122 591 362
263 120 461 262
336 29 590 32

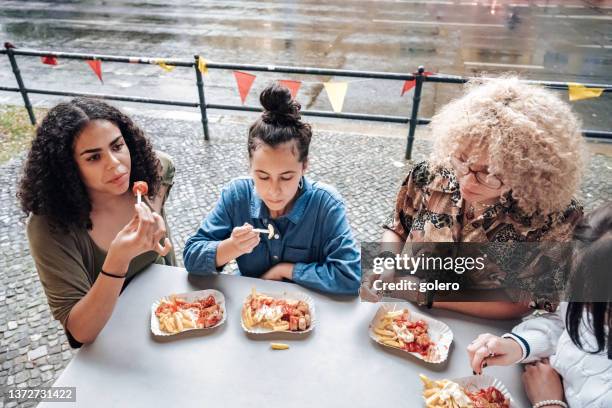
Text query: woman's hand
105 203 172 273
261 263 294 281
467 333 523 374
522 359 565 405
360 272 383 302
229 223 260 256
215 223 261 269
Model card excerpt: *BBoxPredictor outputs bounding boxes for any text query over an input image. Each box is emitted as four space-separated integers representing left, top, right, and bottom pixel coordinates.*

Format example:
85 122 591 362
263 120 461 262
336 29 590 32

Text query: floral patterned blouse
384 161 583 310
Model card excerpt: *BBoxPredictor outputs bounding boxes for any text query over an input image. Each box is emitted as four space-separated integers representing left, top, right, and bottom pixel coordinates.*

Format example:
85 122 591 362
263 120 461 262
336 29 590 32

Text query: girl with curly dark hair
183 83 361 295
18 98 175 347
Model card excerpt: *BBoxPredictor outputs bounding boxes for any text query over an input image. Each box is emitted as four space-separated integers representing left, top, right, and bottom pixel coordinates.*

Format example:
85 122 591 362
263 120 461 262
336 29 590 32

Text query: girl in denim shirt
183 83 361 295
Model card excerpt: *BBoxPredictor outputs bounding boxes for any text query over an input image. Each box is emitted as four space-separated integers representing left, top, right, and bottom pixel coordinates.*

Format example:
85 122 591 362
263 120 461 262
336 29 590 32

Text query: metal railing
2 43 611 159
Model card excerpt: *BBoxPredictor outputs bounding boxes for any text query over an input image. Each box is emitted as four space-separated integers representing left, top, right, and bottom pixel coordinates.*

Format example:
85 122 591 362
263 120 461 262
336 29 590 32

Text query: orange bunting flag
197 56 208 75
86 59 103 83
279 80 302 99
568 83 605 101
41 56 58 66
323 82 348 113
233 71 256 104
156 60 175 72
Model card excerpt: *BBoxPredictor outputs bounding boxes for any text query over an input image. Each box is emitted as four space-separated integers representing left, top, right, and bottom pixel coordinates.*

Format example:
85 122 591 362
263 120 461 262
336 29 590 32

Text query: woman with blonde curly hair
369 77 585 318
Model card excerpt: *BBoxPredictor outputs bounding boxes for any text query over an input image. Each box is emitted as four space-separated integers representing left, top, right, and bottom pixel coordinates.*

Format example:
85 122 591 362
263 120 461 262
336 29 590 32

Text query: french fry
273 322 289 331
420 374 434 388
243 306 253 328
248 308 255 327
382 339 402 348
182 318 195 328
174 312 184 332
270 342 289 350
160 318 169 333
374 328 395 337
166 318 176 333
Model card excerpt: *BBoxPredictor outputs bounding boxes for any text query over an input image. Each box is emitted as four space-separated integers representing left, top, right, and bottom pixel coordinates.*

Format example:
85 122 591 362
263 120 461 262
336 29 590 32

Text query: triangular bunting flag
323 82 348 113
197 56 208 75
41 56 58 66
401 80 416 96
156 60 175 72
568 83 604 101
401 72 434 96
233 71 256 104
279 80 302 99
86 59 103 83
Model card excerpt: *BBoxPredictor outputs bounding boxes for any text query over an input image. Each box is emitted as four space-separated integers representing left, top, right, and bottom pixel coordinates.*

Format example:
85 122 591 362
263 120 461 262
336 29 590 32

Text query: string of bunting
38 56 609 111
231 69 431 112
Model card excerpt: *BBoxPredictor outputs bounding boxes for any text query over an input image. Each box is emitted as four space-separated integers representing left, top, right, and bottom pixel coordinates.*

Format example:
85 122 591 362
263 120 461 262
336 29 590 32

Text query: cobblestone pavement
0 114 610 407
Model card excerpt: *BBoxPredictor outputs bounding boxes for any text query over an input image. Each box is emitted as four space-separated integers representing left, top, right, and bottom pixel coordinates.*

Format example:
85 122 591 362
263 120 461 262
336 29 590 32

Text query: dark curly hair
18 97 161 231
248 82 312 162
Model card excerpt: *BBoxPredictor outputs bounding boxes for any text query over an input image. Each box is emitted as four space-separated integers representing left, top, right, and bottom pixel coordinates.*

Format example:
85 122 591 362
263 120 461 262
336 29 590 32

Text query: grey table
41 264 530 408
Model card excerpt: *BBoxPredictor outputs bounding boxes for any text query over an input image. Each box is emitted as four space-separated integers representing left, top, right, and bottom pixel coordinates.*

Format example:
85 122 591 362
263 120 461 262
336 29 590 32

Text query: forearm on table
433 301 531 319
66 278 124 344
66 256 129 344
294 262 360 295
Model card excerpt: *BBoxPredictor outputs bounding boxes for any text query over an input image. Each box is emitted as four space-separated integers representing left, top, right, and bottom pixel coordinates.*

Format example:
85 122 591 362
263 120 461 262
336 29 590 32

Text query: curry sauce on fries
373 309 434 357
420 374 511 408
242 288 312 332
155 294 223 334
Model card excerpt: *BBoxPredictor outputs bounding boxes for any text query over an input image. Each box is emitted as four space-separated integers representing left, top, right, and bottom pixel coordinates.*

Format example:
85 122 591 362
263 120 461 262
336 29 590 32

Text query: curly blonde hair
429 77 586 215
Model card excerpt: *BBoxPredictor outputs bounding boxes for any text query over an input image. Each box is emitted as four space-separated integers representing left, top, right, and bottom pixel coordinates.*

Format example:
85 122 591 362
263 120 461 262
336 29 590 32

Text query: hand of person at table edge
522 359 565 406
467 333 523 374
104 203 172 274
261 263 294 281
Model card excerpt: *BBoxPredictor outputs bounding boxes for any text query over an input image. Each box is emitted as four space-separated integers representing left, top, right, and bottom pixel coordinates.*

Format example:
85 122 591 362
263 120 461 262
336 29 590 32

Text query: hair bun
260 83 301 126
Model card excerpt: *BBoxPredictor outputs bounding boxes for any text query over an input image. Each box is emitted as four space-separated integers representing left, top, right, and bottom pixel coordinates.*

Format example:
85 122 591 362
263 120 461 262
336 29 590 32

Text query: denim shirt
183 177 361 295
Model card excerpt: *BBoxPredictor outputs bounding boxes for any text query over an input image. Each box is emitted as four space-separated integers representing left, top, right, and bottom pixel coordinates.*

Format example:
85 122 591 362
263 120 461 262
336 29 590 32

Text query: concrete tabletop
41 264 529 408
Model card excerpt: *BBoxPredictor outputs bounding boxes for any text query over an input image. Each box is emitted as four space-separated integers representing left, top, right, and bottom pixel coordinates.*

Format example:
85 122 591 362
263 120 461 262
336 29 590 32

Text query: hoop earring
298 178 304 190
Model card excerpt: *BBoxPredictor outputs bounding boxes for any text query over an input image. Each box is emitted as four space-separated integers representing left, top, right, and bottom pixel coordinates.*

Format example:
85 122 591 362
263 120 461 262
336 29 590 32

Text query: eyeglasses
450 155 503 189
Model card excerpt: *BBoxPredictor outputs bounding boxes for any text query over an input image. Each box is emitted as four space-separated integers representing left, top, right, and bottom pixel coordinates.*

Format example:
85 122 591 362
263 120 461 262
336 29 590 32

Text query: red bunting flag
41 56 58 66
401 79 416 96
86 59 103 83
401 72 434 96
279 80 302 99
233 71 256 104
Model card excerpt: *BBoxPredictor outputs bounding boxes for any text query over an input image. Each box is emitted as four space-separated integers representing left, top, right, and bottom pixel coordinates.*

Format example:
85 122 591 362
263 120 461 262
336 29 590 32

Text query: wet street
0 0 611 128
